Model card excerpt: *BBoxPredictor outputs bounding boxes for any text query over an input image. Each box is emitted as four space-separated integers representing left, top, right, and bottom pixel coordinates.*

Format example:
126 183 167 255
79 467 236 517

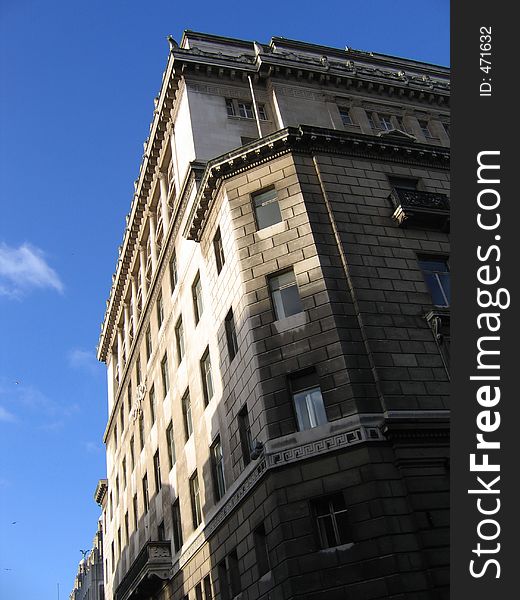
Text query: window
124 512 129 544
190 471 202 529
157 293 164 329
153 450 161 492
129 436 135 470
269 269 303 320
171 498 183 553
419 258 450 307
182 390 193 440
175 317 185 363
443 122 450 137
161 353 170 398
127 382 132 415
254 524 271 576
203 576 213 600
418 119 433 138
142 474 149 512
117 528 121 554
157 521 165 541
228 550 241 597
115 476 119 505
241 136 256 145
166 422 176 470
135 358 141 386
195 583 203 600
225 309 238 361
388 176 418 191
132 494 139 531
111 542 115 572
225 98 235 117
339 107 353 125
169 251 178 292
120 403 125 433
238 101 254 119
149 384 156 424
192 273 204 324
145 325 152 361
200 348 214 406
291 372 328 431
252 188 282 230
238 405 253 466
213 227 225 274
312 493 350 548
379 113 394 131
122 457 127 489
138 416 145 452
211 436 226 501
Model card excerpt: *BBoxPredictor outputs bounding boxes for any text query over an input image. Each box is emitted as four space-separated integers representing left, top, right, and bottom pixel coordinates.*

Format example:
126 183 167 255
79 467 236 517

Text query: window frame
200 347 214 406
171 498 183 553
175 316 185 364
290 371 328 431
311 493 351 549
251 187 282 231
418 256 451 307
160 353 170 399
268 269 304 320
182 389 193 441
225 308 239 362
192 272 204 325
213 227 225 274
189 471 202 529
211 435 226 502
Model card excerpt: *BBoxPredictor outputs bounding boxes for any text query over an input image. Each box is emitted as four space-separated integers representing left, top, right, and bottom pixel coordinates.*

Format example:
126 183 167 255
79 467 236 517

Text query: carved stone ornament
131 382 147 421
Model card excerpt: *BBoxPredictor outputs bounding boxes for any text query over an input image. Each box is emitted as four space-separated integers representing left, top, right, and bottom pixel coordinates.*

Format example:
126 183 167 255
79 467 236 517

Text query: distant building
70 515 105 600
97 31 450 600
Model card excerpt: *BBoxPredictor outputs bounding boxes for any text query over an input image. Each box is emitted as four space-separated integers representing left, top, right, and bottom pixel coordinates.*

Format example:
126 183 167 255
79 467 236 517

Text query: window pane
293 387 327 431
270 270 303 319
253 189 281 229
317 514 337 547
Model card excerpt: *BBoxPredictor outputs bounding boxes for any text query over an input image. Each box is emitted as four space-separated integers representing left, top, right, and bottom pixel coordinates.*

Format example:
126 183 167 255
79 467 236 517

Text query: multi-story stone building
97 31 450 600
70 517 105 600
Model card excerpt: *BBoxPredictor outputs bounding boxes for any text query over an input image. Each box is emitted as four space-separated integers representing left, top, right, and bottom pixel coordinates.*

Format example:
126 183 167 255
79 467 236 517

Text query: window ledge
254 220 287 241
318 542 354 553
273 311 308 333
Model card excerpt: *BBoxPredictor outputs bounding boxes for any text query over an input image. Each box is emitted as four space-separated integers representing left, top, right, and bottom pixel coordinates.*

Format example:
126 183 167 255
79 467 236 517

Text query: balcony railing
115 541 172 600
389 187 450 231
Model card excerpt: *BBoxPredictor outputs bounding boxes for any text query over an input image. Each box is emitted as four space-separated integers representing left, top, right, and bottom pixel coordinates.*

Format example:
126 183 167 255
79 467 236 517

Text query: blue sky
0 1 449 597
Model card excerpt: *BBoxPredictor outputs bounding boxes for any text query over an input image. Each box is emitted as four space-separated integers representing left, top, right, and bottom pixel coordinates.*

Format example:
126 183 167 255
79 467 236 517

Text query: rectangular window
225 98 236 117
190 471 202 529
135 358 141 386
175 317 185 363
161 353 170 398
138 416 145 452
169 251 178 292
157 293 164 329
238 101 254 119
252 188 282 230
145 325 152 361
225 308 238 361
133 494 138 529
149 384 156 425
228 550 241 597
203 576 213 600
291 372 328 431
122 457 127 489
213 227 225 274
166 422 176 470
171 498 183 553
312 493 350 548
115 476 119 506
257 104 267 121
241 136 256 145
200 348 214 406
192 273 204 324
142 474 149 512
269 269 303 320
124 512 129 544
211 435 226 501
379 113 394 131
130 435 135 470
120 403 125 434
157 521 165 541
418 119 433 138
238 405 252 466
218 561 230 600
419 257 450 307
194 583 203 600
182 390 193 440
153 450 161 492
117 528 121 555
339 107 352 125
388 175 419 191
111 542 115 572
254 524 270 576
127 382 132 415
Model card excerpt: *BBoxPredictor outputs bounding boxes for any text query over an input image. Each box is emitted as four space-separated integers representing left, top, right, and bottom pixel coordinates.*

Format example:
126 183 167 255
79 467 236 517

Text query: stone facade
70 519 105 600
97 31 450 600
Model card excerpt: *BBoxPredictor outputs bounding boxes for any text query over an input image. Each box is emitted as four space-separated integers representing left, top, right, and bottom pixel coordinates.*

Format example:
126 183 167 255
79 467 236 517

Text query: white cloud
68 349 101 375
0 405 16 422
0 242 63 297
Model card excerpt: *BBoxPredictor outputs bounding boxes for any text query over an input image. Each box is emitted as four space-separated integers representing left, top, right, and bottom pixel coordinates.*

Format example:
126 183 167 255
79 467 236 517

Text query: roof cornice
185 124 450 242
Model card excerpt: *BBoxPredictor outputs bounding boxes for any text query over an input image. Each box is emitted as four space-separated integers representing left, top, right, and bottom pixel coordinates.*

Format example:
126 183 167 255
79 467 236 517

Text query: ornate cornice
185 124 450 241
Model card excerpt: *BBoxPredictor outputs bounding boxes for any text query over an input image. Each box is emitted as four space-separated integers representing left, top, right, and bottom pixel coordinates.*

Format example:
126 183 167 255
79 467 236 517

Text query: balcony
389 187 450 231
115 541 172 600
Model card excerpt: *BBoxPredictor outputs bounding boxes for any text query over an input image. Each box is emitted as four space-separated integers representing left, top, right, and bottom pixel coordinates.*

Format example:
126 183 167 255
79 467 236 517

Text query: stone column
117 328 124 382
157 170 170 233
124 303 131 351
139 245 147 299
147 210 158 271
131 276 139 331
